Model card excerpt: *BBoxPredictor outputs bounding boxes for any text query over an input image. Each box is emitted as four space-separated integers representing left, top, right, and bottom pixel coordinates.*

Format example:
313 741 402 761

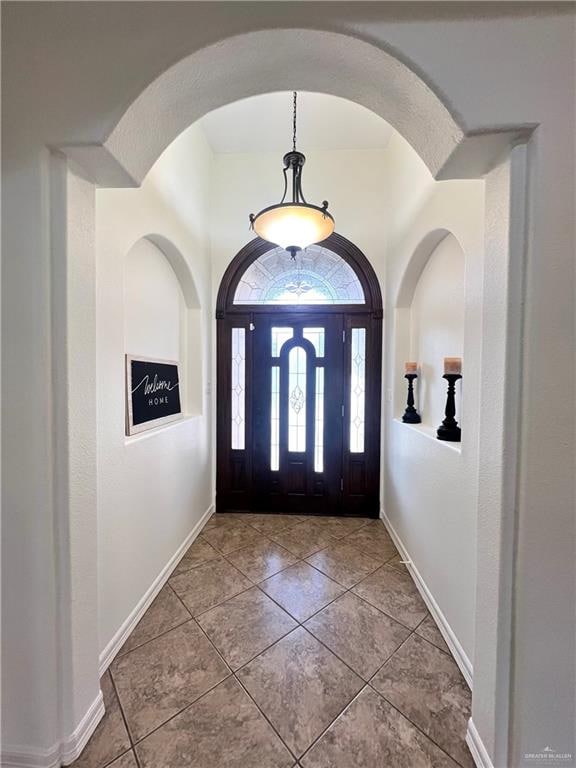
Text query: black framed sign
125 355 182 435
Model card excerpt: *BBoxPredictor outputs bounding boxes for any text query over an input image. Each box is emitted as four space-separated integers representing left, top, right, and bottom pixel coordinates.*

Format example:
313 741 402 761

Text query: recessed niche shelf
393 417 462 454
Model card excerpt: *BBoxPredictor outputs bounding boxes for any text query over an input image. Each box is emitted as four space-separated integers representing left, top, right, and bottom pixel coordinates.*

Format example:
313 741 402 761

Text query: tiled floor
73 513 473 768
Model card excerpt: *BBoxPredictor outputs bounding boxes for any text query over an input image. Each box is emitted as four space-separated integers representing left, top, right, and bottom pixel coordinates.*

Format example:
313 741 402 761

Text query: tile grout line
232 671 300 763
107 669 142 768
366 683 470 768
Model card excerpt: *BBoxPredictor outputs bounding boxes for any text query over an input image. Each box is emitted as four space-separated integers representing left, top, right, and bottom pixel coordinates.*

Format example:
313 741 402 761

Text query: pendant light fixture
250 92 335 258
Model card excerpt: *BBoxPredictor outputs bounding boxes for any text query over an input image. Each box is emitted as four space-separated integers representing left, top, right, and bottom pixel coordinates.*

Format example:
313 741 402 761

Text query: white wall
95 124 213 662
409 234 465 429
384 179 485 672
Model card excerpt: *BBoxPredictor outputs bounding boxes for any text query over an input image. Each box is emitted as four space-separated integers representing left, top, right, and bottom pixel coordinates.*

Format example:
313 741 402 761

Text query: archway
46 25 531 768
216 233 382 517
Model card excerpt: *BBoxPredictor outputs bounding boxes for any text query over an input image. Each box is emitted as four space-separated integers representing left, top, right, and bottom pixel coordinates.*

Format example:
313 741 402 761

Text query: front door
252 313 343 514
216 233 382 518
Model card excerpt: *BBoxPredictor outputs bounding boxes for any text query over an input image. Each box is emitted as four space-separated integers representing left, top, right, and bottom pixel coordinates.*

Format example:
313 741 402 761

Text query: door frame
215 233 383 517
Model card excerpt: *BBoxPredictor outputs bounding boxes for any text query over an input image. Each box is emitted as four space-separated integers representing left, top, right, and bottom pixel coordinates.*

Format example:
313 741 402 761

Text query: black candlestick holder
437 373 462 441
402 373 421 424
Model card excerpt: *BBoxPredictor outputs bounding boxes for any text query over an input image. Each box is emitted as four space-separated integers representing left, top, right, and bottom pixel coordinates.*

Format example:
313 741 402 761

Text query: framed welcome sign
125 355 183 435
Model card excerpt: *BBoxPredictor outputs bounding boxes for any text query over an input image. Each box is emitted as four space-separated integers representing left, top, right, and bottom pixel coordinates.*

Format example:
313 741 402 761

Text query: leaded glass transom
233 245 365 305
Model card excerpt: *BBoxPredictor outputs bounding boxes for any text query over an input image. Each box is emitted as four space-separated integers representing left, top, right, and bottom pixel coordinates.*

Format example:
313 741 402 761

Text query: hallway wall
95 125 214 662
383 176 485 671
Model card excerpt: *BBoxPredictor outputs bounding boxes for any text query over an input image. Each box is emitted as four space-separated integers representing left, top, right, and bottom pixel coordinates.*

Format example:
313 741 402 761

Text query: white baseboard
60 691 105 765
1 691 104 768
466 719 494 768
380 509 474 689
0 745 61 768
98 503 215 675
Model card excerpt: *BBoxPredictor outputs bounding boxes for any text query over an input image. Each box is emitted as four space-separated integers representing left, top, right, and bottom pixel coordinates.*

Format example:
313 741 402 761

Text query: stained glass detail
315 367 325 472
271 327 293 357
303 327 325 358
271 366 280 471
288 346 307 452
231 328 246 450
233 244 365 305
350 328 366 453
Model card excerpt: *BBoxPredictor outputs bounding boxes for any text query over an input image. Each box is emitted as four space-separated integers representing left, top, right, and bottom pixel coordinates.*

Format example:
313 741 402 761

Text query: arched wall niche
50 23 532 768
124 234 203 417
394 231 465 429
145 233 201 310
395 228 451 308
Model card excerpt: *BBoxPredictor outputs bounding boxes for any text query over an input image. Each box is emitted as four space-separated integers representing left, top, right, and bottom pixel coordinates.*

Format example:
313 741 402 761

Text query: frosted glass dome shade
253 203 335 251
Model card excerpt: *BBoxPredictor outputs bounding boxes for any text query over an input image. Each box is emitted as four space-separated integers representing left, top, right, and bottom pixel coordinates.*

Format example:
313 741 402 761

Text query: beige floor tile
352 565 427 629
197 587 298 670
371 633 473 767
309 517 371 538
343 524 398 561
172 537 220 575
111 620 229 741
201 523 266 554
270 521 337 558
203 514 250 532
225 538 298 582
136 677 294 768
304 592 410 680
260 562 344 622
306 541 381 588
170 558 253 616
119 585 190 656
301 686 459 768
237 627 363 757
71 672 130 768
416 614 451 654
244 513 306 536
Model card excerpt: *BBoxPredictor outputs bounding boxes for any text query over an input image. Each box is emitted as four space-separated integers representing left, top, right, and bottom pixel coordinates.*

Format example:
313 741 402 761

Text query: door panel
252 314 343 514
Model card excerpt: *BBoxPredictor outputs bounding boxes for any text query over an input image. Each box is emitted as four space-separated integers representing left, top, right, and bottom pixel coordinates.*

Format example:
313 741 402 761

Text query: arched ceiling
198 91 394 154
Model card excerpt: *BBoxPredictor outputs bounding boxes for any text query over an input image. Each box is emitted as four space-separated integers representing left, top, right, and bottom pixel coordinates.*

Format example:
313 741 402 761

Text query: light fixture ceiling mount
250 92 335 258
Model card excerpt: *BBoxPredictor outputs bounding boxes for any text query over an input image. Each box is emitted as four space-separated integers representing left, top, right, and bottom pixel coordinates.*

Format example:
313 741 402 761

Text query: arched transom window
233 244 365 305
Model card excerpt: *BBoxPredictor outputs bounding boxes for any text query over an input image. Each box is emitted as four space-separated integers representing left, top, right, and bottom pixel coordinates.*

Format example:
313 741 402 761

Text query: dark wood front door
252 313 343 514
216 234 382 518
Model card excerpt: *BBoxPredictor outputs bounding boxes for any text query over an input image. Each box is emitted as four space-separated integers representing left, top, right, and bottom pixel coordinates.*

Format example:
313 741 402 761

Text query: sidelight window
350 328 366 453
314 367 325 472
231 328 246 450
270 366 280 470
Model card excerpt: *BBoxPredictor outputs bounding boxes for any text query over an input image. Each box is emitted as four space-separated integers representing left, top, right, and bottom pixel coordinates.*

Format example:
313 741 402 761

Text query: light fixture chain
292 91 297 152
